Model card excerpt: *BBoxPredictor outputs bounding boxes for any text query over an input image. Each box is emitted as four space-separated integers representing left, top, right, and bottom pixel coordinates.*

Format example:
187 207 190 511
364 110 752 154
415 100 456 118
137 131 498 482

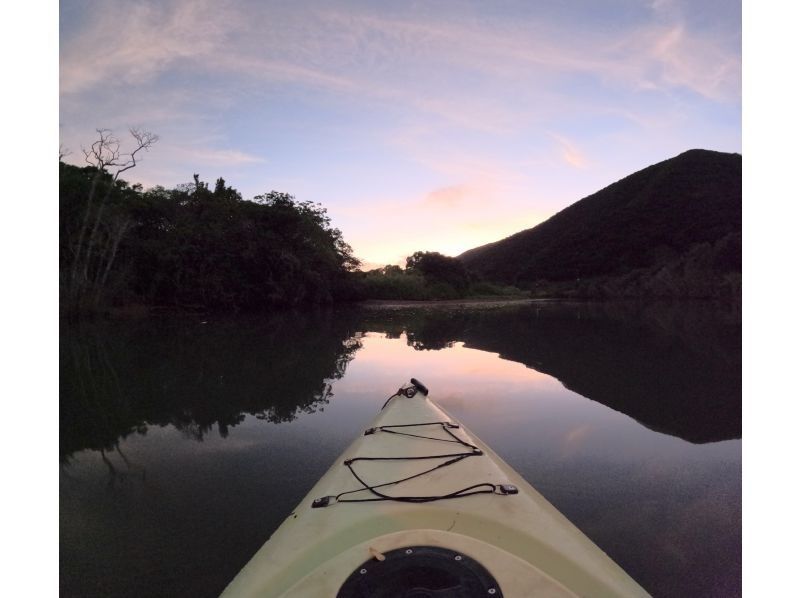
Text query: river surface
60 301 741 597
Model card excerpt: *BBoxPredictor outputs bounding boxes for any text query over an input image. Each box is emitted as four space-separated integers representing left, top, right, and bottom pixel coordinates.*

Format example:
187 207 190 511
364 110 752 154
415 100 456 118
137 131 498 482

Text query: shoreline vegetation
60 135 740 319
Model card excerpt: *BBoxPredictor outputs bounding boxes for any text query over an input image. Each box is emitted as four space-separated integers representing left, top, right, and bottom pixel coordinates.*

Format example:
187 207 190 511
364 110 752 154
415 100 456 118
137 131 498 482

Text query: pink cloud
549 134 588 169
423 185 472 208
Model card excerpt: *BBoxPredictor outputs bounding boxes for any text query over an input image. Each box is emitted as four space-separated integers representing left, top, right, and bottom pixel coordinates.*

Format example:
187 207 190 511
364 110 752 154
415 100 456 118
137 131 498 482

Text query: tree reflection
61 302 740 461
60 312 362 461
99 442 146 490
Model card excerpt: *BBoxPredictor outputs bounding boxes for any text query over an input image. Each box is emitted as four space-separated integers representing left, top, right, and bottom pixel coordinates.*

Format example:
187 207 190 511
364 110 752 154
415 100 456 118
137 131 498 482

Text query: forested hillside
459 150 741 298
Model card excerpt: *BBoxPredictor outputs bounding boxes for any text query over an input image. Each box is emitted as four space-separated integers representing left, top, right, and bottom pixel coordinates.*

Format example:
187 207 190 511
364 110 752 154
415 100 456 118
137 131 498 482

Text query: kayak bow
221 379 649 597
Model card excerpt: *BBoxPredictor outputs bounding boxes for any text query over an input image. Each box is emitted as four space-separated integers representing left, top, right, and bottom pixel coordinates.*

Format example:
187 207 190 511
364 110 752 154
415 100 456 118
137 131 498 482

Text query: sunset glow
60 0 741 267
345 332 558 395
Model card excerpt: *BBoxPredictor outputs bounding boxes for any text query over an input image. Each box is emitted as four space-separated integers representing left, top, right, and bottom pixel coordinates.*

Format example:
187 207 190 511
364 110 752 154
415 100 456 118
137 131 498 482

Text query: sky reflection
61 311 740 597
332 332 740 465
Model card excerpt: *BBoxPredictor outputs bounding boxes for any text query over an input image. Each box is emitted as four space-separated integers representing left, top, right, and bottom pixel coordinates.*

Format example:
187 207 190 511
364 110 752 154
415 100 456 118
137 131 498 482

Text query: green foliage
357 257 526 301
60 164 359 312
360 269 430 299
469 281 527 297
525 232 742 300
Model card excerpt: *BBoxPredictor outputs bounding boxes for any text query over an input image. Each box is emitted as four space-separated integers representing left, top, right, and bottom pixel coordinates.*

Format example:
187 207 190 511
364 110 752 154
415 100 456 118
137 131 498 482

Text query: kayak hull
221 390 649 597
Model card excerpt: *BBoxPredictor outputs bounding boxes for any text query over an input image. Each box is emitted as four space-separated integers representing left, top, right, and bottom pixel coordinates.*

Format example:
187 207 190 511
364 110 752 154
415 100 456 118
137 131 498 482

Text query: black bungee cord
312 420 517 508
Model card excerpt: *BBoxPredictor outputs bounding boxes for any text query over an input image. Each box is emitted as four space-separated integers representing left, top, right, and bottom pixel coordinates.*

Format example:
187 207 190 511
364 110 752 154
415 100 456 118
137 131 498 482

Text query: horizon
60 0 741 268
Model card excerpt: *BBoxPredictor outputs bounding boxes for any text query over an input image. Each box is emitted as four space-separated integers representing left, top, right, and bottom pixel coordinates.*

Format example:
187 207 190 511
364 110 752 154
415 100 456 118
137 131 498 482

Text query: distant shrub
470 281 527 297
361 271 429 300
358 259 527 301
425 282 460 300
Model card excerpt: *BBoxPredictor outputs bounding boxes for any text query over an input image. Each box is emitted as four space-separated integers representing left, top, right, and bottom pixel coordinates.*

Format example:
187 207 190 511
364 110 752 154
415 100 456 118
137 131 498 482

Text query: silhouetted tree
405 251 471 295
62 128 158 313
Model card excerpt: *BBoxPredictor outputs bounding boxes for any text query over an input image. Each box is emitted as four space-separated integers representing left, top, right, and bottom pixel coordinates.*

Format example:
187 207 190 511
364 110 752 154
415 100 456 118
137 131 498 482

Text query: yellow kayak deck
221 385 650 597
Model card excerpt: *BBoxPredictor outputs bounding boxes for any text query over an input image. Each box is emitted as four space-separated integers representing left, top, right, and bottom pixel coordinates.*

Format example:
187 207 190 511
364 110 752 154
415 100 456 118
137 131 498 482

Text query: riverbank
79 297 545 319
357 297 545 309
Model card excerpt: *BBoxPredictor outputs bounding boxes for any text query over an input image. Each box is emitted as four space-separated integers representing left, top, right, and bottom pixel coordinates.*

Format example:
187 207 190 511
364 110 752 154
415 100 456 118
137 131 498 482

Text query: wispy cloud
305 7 741 103
62 0 740 114
60 0 240 94
549 134 588 169
421 180 500 209
170 145 265 166
606 22 741 101
423 185 472 208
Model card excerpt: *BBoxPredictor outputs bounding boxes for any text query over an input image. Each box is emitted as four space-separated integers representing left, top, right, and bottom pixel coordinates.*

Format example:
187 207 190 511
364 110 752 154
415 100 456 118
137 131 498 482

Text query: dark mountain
459 149 741 298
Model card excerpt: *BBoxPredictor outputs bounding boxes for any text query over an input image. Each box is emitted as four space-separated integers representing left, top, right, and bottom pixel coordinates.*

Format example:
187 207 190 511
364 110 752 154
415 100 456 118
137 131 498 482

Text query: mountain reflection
60 312 362 460
61 301 740 461
356 301 741 443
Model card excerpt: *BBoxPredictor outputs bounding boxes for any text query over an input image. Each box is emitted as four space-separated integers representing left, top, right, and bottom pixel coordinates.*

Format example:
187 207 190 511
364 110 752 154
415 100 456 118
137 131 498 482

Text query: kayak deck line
314 417 520 508
220 379 651 597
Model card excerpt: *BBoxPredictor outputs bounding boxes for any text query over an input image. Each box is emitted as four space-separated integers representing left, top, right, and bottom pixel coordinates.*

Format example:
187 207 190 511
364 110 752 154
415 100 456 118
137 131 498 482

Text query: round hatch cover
337 545 503 598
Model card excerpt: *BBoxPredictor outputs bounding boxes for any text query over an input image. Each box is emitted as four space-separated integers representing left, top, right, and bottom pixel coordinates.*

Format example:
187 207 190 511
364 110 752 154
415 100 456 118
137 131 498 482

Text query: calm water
60 302 741 597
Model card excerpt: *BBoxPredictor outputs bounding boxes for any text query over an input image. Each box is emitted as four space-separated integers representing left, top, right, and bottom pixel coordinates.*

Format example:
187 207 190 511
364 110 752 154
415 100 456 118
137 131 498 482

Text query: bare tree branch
68 127 159 309
82 129 120 169
115 128 159 178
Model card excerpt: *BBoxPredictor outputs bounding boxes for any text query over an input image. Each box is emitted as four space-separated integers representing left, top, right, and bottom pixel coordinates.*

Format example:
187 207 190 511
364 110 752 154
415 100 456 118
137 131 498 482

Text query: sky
59 0 741 268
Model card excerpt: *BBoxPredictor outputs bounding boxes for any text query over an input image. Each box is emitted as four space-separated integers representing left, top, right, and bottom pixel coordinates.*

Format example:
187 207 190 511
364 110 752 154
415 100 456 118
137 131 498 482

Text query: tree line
357 251 524 300
60 129 524 315
61 130 361 314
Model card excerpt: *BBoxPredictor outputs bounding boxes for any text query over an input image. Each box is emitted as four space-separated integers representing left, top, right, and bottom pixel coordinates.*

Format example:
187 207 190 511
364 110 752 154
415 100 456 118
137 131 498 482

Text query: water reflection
357 301 741 443
61 302 739 460
60 301 741 598
60 311 361 460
